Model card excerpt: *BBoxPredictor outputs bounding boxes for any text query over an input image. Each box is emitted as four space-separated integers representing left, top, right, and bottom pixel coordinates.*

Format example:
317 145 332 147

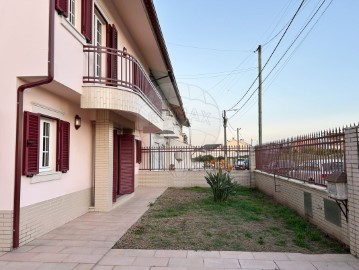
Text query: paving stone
62 254 104 263
0 252 39 261
30 246 66 253
112 266 149 270
0 261 41 270
11 246 35 253
348 261 359 270
151 267 186 270
275 260 317 270
35 262 78 270
220 251 254 260
203 258 240 268
168 257 204 267
188 251 221 258
98 255 136 266
109 249 156 257
253 252 289 260
73 263 96 270
155 250 188 258
239 259 277 269
132 257 169 267
93 266 115 270
30 253 69 263
312 261 356 270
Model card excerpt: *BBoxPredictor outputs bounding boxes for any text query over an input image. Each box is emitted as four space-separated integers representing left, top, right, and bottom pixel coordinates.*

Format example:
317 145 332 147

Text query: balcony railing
83 45 162 114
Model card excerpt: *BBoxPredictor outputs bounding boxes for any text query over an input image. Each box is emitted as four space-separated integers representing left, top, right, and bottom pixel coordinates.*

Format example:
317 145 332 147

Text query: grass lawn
114 187 348 253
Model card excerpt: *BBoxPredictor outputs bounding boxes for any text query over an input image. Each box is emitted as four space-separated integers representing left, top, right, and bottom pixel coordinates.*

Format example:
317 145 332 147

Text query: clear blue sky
154 0 359 145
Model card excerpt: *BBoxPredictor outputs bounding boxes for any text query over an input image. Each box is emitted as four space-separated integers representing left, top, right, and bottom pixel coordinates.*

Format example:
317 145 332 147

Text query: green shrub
205 169 237 202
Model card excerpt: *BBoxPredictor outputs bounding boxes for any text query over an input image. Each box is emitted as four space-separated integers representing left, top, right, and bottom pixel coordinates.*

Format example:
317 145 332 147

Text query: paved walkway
0 186 358 270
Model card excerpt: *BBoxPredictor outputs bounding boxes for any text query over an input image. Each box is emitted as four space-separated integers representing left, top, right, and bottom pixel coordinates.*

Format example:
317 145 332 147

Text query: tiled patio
0 186 358 270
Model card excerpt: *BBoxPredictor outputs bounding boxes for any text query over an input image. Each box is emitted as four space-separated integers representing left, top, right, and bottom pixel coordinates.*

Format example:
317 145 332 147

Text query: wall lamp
74 115 81 130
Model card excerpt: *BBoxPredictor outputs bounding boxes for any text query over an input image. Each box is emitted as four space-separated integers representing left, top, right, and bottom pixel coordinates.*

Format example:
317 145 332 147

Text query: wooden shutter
132 63 138 88
23 112 40 177
106 24 113 85
112 25 118 83
57 120 70 172
81 0 93 43
136 140 142 164
119 134 135 195
106 24 118 86
113 131 119 202
55 0 69 17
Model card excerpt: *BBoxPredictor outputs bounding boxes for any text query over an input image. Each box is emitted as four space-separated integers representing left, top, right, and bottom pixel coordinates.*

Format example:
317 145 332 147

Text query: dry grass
114 187 348 253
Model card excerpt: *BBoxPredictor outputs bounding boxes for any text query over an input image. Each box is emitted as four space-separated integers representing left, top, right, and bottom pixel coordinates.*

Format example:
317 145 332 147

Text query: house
0 0 189 251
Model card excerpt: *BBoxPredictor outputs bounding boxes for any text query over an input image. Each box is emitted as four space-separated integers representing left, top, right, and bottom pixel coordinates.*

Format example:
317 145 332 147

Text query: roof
142 0 190 127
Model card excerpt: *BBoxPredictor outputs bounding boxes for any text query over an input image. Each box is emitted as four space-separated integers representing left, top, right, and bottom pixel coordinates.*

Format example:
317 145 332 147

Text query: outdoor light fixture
74 115 81 130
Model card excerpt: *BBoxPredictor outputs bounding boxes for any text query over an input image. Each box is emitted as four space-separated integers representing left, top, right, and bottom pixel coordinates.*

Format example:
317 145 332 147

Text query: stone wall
139 170 251 188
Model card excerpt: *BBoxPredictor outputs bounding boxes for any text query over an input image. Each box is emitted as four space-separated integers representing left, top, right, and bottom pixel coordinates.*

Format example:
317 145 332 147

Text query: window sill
30 171 62 184
60 16 86 45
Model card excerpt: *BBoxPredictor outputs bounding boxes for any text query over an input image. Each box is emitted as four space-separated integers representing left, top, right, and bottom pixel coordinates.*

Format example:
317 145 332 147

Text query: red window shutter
136 140 142 164
22 111 40 177
132 63 138 88
55 0 69 17
113 131 119 202
112 25 118 83
119 134 135 195
57 120 70 172
106 24 118 86
81 0 93 43
106 23 113 85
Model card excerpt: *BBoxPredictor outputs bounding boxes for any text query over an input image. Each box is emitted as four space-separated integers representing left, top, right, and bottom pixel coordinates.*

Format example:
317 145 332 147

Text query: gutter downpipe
13 0 55 249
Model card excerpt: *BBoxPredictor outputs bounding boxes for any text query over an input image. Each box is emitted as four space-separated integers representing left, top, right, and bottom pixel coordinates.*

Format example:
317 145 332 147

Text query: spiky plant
205 169 237 202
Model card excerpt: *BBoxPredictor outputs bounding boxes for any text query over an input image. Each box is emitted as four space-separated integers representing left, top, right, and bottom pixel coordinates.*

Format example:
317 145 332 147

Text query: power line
227 0 306 111
229 0 332 120
167 42 252 53
176 67 256 79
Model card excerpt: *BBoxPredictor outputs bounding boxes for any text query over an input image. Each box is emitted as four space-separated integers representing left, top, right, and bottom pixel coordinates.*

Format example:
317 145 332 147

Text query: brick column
94 110 114 212
345 126 359 256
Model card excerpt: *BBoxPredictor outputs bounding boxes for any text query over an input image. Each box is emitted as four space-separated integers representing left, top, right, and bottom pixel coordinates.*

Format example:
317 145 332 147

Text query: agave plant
205 169 237 202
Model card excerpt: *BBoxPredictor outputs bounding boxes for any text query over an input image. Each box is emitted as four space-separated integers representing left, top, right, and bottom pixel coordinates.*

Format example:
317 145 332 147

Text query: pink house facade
0 0 189 251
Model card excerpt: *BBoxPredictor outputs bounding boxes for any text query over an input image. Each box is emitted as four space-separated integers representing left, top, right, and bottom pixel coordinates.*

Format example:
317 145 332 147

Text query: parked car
235 159 249 170
289 160 344 183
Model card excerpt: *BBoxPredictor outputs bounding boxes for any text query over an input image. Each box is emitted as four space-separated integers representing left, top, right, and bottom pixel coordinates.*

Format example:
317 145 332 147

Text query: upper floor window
68 0 76 26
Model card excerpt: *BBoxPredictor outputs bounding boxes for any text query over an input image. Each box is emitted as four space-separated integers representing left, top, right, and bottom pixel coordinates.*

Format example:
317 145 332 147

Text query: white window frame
39 118 52 173
94 12 103 78
68 0 76 26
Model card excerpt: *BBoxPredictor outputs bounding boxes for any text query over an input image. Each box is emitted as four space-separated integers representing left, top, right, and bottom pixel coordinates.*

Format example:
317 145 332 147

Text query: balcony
82 45 162 116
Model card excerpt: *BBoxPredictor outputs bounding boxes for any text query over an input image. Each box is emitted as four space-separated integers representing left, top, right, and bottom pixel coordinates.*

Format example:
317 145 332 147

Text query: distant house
227 138 251 148
0 0 188 251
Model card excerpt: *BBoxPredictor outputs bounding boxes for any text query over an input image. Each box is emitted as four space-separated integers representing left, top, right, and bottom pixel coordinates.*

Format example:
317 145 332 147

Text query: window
23 111 70 177
94 14 102 77
68 0 76 26
39 119 52 172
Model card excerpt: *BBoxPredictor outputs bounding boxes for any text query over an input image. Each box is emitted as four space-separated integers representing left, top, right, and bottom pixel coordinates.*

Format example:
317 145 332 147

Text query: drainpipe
13 0 55 249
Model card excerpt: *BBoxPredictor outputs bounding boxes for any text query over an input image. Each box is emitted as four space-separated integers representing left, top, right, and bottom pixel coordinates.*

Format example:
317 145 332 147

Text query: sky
153 0 359 146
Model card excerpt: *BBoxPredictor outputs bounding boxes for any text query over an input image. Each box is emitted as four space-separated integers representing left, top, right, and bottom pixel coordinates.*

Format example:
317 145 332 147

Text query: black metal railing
83 45 162 114
140 145 250 171
255 128 345 186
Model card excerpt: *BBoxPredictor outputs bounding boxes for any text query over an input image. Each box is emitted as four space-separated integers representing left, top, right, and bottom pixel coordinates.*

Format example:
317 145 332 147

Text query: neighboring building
227 138 251 148
0 0 188 251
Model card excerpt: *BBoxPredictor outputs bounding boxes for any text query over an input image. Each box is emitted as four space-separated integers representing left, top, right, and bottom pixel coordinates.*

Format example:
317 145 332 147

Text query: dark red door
113 131 119 202
119 134 135 194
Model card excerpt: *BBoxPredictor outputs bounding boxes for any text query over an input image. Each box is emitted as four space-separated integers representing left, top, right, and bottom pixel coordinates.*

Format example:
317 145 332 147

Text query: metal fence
255 128 345 186
140 145 250 171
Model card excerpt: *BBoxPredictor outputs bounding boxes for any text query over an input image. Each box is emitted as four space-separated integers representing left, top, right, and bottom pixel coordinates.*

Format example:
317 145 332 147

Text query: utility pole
257 45 263 145
222 110 227 162
236 128 241 160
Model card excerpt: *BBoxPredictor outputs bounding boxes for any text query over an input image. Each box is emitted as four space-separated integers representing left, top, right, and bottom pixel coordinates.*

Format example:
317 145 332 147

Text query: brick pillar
94 110 114 212
249 147 256 188
345 126 359 256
